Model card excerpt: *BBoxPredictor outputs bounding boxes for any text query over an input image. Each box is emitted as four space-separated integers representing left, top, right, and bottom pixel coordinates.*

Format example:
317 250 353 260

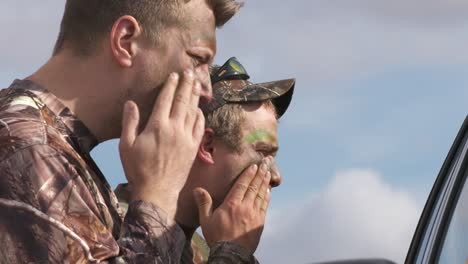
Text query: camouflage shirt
0 79 258 264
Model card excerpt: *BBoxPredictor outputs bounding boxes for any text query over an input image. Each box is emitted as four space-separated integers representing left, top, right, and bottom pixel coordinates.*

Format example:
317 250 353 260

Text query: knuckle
246 210 257 220
148 118 165 128
256 193 265 201
174 94 189 106
225 199 238 210
199 200 211 207
236 183 249 192
185 107 198 120
183 71 195 83
190 105 199 114
247 185 258 194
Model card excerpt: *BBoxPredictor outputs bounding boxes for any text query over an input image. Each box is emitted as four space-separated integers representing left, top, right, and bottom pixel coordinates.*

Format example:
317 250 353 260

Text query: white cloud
256 169 421 264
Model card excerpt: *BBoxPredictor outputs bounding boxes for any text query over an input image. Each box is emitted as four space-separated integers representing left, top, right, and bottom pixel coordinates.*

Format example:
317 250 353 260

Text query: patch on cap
204 57 295 118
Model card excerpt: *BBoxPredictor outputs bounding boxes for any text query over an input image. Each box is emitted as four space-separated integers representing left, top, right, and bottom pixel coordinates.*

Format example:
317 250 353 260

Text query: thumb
120 101 139 150
193 187 213 225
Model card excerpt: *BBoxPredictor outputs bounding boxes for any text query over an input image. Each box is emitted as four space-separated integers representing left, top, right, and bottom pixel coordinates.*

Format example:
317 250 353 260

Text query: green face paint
243 129 275 144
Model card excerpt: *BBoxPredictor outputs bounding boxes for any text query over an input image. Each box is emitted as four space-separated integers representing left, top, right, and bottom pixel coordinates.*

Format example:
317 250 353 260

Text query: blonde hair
53 0 242 56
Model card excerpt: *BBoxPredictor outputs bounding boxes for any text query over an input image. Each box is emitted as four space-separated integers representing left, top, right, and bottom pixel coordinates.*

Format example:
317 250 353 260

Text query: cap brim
223 78 295 118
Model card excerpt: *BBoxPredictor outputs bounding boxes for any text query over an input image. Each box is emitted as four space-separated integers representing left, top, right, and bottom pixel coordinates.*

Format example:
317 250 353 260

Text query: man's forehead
180 0 216 33
180 11 217 49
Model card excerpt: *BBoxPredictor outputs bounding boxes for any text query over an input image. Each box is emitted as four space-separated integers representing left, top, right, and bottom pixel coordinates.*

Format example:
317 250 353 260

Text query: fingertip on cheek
185 69 194 78
170 72 179 81
193 81 201 95
251 164 258 172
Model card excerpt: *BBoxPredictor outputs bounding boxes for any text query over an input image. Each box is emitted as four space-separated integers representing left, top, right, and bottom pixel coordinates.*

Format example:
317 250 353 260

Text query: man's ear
198 128 215 165
110 15 142 68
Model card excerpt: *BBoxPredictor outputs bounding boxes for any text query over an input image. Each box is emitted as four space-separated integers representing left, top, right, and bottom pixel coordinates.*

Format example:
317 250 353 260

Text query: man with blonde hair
0 1 280 263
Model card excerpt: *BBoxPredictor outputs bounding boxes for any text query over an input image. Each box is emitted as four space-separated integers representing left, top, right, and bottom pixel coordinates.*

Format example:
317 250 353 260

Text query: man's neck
27 51 123 142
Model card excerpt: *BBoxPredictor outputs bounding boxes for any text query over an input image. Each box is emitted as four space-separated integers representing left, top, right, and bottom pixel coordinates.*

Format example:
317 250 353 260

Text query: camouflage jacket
0 79 258 264
114 183 211 264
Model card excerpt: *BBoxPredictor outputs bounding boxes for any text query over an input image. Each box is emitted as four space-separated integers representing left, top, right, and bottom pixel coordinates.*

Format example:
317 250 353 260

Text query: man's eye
256 148 271 157
191 54 209 67
257 147 278 158
254 142 278 157
191 56 201 67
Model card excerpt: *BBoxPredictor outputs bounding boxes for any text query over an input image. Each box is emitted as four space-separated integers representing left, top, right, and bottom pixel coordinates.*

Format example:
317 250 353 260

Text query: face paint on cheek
231 148 264 183
223 149 271 203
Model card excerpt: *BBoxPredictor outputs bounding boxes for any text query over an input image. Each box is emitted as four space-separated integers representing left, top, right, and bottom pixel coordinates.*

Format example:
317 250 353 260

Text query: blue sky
2 1 468 263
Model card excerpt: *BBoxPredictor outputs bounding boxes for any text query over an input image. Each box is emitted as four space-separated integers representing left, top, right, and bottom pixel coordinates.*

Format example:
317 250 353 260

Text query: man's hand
119 70 205 219
194 157 274 255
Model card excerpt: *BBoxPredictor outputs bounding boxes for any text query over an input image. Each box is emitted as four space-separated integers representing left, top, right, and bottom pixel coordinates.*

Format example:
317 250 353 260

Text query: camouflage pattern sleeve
0 82 261 264
208 242 259 264
0 144 120 263
117 200 187 263
0 144 188 264
115 184 260 264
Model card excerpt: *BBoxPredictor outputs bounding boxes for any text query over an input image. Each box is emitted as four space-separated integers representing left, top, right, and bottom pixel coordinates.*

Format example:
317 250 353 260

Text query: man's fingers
193 187 213 225
243 161 268 203
193 109 205 142
254 171 271 210
171 69 194 120
150 73 179 122
185 81 201 129
225 164 258 202
120 101 140 150
261 185 271 214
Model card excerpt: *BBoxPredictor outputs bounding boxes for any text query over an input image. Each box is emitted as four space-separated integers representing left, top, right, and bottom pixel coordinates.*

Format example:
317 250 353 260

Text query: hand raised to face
119 70 205 219
194 156 276 255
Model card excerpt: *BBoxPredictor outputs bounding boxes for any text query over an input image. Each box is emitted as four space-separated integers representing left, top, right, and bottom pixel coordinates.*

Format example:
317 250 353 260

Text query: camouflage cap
201 57 295 118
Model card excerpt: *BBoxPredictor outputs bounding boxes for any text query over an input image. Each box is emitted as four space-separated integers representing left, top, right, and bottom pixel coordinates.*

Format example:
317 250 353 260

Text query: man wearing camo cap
117 57 295 263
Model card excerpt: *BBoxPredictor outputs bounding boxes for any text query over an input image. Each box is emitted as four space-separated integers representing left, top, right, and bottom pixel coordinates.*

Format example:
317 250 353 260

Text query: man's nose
270 170 282 188
267 157 282 188
195 65 213 105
